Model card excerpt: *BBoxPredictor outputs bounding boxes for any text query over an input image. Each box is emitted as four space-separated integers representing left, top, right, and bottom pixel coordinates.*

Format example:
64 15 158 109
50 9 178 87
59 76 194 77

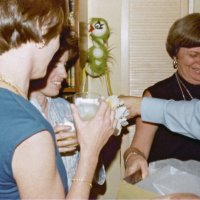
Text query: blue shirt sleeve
141 97 200 140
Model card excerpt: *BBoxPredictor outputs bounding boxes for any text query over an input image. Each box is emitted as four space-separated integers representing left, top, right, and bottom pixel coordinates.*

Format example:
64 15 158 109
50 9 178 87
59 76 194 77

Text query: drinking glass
73 92 101 120
48 100 77 147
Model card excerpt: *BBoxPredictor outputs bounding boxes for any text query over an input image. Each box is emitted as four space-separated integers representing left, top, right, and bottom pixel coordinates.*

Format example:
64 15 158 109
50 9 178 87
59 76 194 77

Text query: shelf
61 0 81 95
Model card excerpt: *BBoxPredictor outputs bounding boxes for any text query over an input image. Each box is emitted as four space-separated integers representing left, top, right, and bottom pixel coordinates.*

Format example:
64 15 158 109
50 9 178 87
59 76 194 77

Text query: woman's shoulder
51 97 71 117
0 90 55 176
0 89 53 142
144 73 177 98
52 97 70 105
149 74 176 88
51 97 71 112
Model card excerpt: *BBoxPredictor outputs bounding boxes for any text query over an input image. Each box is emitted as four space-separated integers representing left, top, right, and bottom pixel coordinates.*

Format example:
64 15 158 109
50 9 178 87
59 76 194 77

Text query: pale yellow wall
194 0 200 12
87 0 123 97
79 0 123 199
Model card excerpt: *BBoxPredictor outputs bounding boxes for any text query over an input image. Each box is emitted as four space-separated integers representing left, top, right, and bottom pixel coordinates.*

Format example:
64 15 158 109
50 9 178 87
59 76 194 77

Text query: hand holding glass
48 102 78 151
54 119 78 152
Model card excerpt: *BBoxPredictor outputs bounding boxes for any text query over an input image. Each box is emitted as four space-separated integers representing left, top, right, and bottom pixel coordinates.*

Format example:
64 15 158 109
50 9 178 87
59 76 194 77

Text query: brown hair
0 0 66 54
166 13 200 58
28 26 79 94
52 26 79 69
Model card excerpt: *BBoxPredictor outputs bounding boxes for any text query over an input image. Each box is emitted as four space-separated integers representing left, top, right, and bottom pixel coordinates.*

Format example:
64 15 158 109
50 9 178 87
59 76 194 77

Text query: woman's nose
60 65 67 78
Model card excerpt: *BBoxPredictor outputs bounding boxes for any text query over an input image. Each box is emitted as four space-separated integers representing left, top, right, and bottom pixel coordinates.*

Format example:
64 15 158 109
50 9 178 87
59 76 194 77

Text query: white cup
73 92 100 121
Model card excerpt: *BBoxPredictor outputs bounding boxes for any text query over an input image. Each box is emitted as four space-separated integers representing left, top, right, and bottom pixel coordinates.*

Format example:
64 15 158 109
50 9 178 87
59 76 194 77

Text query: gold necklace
175 72 193 100
0 75 27 99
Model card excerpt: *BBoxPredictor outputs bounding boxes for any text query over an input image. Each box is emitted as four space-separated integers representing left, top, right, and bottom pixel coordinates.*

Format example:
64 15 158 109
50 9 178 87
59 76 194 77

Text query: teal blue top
0 89 68 199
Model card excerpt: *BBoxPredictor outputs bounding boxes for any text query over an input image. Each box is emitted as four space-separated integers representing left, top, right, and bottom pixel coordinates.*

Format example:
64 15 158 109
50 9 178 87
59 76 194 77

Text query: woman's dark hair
166 13 200 58
29 26 79 94
50 26 79 69
0 0 66 54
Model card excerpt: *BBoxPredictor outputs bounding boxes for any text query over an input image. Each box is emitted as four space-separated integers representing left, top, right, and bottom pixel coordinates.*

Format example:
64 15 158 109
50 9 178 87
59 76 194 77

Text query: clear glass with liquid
73 92 100 120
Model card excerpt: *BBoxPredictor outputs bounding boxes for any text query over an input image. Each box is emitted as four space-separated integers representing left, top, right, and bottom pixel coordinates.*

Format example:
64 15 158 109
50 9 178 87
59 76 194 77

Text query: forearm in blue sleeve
141 97 200 140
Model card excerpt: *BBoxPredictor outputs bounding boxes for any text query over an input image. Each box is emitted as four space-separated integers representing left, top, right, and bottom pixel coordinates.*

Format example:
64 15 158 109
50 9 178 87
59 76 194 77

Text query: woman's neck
177 70 200 85
0 75 28 99
0 42 34 99
30 92 49 116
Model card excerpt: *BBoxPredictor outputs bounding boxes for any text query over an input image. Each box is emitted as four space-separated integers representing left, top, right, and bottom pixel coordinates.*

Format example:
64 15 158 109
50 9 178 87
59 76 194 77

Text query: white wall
87 0 123 97
79 0 123 199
